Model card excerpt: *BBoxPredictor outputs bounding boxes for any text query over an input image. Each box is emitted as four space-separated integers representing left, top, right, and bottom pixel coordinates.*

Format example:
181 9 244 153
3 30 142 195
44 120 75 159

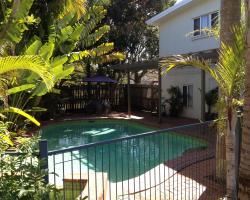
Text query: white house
146 0 220 119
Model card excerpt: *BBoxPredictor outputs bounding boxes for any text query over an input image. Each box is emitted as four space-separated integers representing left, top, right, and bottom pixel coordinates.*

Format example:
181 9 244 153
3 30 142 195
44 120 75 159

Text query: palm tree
160 24 245 199
219 0 241 197
238 1 250 198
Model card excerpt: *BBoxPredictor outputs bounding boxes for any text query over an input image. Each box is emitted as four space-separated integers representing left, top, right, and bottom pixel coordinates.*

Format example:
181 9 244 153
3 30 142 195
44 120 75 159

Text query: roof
192 49 218 62
111 49 219 71
160 49 219 64
146 0 194 25
111 49 218 71
111 60 159 71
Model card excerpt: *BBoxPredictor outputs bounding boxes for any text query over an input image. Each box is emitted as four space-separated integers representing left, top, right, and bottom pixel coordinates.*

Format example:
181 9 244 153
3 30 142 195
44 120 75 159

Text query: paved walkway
41 111 198 129
80 159 224 200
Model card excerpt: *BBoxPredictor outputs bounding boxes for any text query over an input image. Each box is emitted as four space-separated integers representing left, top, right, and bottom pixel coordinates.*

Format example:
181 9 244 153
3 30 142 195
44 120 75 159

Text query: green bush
205 87 218 114
0 137 59 200
165 86 183 117
205 87 218 120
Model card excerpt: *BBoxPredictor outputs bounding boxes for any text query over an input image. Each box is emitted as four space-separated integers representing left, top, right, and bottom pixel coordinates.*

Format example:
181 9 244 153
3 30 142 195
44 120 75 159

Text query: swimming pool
41 120 207 184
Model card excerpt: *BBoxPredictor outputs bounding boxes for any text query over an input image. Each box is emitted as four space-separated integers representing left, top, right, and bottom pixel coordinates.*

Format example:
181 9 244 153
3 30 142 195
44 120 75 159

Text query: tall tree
220 0 241 198
105 0 175 83
238 1 250 198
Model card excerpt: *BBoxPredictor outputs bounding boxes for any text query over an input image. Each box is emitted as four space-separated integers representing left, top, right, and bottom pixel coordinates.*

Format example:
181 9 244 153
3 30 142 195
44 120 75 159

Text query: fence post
39 140 49 184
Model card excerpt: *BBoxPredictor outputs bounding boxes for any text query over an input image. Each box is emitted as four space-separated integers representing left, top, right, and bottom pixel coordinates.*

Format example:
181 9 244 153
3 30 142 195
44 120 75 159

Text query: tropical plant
0 121 14 151
0 0 40 47
0 54 57 150
0 0 53 127
165 86 183 117
205 87 218 119
0 137 60 200
0 0 124 126
0 55 54 126
160 24 246 198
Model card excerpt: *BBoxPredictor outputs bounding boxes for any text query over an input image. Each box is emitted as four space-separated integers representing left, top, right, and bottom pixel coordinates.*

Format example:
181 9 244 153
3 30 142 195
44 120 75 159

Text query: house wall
159 0 220 119
162 68 217 119
159 0 220 57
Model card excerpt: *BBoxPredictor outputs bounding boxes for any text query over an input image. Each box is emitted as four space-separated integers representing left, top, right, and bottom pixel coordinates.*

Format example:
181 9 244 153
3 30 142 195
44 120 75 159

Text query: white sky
176 0 183 3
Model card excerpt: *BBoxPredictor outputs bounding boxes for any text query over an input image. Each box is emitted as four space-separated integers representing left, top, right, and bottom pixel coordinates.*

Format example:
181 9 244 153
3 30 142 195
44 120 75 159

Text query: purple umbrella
83 75 118 83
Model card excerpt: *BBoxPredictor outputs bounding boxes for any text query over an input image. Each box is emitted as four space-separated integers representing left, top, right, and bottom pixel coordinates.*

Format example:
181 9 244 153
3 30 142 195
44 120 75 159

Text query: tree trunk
225 111 237 199
217 0 241 192
86 62 91 99
216 133 226 182
220 0 241 46
134 72 141 84
238 1 250 199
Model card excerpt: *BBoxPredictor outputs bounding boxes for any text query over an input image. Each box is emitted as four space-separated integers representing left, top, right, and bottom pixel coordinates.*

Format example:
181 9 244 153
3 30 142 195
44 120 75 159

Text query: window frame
193 11 219 38
183 84 193 108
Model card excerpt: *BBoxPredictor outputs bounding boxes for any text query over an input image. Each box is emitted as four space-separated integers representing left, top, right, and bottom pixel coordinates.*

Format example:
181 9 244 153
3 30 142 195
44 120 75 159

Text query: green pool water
41 120 207 184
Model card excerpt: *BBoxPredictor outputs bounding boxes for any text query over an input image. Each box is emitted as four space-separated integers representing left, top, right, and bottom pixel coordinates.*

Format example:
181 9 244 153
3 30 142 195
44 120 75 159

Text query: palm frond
7 84 36 95
93 52 126 64
91 42 115 57
81 25 110 48
0 55 54 90
58 0 87 20
216 25 245 98
160 55 218 80
2 107 40 126
80 5 107 39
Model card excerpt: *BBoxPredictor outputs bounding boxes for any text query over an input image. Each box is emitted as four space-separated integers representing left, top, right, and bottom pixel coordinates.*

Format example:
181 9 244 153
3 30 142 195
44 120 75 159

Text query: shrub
0 137 59 200
205 87 218 120
165 86 183 117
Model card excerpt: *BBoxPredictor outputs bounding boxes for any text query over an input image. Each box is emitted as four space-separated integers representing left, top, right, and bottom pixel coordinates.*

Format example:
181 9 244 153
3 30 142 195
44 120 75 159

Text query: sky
176 0 183 3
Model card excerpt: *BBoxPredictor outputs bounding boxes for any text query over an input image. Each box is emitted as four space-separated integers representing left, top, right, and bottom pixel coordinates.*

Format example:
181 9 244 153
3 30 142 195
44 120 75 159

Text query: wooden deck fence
56 84 159 114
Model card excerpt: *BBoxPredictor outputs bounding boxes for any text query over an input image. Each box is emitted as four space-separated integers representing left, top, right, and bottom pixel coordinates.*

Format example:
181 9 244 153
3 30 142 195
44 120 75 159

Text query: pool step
63 173 88 200
74 172 109 200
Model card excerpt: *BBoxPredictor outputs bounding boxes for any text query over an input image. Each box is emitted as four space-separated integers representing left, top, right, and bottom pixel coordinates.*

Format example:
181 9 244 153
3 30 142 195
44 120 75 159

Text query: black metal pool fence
2 120 236 200
38 121 230 200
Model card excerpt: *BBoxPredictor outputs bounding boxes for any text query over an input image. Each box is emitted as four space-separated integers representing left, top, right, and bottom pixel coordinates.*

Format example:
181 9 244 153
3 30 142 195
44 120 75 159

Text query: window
193 11 219 37
211 12 219 28
194 18 200 36
201 15 209 34
183 85 193 107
